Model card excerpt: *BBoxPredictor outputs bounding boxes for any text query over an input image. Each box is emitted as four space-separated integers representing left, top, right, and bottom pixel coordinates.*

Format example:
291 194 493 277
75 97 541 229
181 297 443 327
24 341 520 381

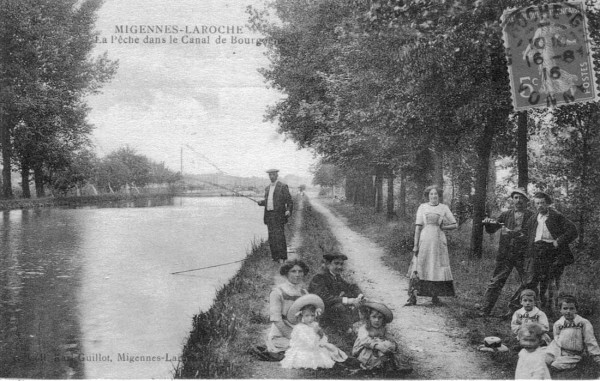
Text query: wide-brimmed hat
364 301 393 323
510 187 529 200
266 168 279 173
323 253 348 261
287 294 325 324
478 336 508 352
533 191 552 205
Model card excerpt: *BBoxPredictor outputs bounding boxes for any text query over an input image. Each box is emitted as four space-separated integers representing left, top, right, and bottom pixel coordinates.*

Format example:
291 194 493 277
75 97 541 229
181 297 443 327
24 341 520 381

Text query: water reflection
0 197 265 379
0 209 84 378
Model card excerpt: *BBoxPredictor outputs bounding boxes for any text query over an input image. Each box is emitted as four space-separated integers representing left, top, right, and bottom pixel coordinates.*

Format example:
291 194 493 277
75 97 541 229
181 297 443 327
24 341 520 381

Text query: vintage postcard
2 1 599 380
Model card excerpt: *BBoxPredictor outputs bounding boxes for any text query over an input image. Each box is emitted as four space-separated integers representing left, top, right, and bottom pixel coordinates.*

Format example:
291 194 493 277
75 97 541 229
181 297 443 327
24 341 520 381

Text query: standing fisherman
477 188 534 317
258 169 293 263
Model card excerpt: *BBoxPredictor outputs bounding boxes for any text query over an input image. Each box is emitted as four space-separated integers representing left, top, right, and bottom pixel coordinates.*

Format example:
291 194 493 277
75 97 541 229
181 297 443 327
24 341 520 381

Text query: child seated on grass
515 322 551 379
280 294 348 370
511 289 551 345
546 294 600 376
352 301 411 376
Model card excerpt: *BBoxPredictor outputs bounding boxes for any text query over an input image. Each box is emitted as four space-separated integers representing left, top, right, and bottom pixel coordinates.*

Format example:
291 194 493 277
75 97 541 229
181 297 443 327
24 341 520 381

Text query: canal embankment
0 193 175 211
175 193 360 379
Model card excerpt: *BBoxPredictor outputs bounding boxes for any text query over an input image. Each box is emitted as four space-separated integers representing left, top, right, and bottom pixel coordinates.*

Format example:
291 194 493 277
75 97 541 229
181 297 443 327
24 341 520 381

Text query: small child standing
546 294 600 374
515 323 551 379
352 301 411 375
280 294 347 369
511 289 551 345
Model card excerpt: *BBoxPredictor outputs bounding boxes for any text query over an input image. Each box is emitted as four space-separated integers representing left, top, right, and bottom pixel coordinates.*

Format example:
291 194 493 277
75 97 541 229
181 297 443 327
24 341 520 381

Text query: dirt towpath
309 196 498 379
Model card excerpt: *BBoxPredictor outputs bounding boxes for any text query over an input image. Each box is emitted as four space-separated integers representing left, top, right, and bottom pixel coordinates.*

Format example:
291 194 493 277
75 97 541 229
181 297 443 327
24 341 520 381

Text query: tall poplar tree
0 0 117 198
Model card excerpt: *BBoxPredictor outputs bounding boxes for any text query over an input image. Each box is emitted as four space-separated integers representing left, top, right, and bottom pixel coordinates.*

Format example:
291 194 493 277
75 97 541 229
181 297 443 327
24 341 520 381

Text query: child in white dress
280 294 347 369
515 323 551 379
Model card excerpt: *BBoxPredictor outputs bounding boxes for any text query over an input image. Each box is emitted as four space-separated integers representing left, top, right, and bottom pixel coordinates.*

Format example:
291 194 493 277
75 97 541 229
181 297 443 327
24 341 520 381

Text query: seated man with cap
257 168 293 263
308 253 363 334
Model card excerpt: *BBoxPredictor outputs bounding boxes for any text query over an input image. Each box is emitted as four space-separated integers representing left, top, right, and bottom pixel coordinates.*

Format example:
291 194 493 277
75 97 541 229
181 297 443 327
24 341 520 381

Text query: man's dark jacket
524 208 578 266
485 209 534 259
308 268 360 308
258 181 293 224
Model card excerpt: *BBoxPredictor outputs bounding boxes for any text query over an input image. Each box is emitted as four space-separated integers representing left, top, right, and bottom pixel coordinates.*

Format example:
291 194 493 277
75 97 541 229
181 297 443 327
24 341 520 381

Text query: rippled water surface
0 197 266 378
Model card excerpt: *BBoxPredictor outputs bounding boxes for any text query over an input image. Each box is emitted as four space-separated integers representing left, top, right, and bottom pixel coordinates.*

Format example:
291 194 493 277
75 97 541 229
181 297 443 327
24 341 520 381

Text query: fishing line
171 258 247 275
182 144 262 203
184 144 226 174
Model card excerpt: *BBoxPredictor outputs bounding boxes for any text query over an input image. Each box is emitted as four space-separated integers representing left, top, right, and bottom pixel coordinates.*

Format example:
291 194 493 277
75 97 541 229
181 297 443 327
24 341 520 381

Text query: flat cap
323 253 348 261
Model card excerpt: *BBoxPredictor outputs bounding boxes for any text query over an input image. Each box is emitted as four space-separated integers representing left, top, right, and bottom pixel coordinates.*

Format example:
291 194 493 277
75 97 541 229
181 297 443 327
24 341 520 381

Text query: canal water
0 197 266 379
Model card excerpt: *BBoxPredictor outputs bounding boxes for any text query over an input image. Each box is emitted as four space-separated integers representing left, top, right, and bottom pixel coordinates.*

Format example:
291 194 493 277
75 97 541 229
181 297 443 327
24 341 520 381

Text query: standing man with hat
523 192 577 310
258 169 293 263
477 187 534 317
308 253 363 334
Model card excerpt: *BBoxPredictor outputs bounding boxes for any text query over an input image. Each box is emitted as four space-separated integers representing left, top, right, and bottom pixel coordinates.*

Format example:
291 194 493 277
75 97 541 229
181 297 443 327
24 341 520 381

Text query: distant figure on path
407 185 457 305
308 254 363 334
258 169 293 263
523 192 577 310
477 188 533 317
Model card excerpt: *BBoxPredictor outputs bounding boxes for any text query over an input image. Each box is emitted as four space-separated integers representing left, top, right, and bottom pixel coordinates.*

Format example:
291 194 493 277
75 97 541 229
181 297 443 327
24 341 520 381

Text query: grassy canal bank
175 196 386 379
326 199 600 378
0 193 175 211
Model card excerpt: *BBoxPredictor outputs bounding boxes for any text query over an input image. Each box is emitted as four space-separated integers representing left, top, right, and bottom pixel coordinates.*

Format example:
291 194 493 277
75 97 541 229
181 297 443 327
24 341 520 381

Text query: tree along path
309 196 500 379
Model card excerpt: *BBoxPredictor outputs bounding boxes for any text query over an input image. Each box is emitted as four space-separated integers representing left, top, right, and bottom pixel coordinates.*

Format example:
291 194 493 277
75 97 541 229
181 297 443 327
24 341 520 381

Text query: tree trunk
1 109 13 199
386 170 395 220
398 168 407 218
486 153 497 215
21 163 31 199
431 144 444 194
577 117 588 249
363 174 375 208
470 122 495 259
344 177 354 201
414 149 430 194
374 167 384 213
517 111 528 188
34 166 45 198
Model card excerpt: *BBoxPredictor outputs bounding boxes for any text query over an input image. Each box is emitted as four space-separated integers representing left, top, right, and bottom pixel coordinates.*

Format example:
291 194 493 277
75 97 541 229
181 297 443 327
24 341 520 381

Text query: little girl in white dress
280 294 347 369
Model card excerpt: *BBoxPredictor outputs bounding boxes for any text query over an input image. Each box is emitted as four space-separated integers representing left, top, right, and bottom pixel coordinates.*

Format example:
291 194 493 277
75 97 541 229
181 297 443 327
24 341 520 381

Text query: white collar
280 280 304 295
521 307 540 315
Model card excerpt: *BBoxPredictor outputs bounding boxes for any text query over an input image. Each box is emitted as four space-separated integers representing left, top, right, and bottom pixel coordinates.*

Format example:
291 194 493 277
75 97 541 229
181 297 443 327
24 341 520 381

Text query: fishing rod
191 179 259 203
171 258 247 275
182 144 262 204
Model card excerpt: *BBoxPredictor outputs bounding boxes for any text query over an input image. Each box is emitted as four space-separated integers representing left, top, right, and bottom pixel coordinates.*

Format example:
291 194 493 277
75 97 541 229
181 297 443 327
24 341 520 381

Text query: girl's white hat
286 294 325 324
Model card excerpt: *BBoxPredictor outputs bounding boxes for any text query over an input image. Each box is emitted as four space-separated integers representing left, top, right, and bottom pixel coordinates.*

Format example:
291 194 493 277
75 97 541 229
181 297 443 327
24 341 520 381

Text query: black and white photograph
1 0 600 379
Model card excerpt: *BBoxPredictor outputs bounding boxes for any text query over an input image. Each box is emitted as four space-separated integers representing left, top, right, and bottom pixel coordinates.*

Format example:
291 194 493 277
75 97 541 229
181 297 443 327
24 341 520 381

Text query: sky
86 0 315 179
